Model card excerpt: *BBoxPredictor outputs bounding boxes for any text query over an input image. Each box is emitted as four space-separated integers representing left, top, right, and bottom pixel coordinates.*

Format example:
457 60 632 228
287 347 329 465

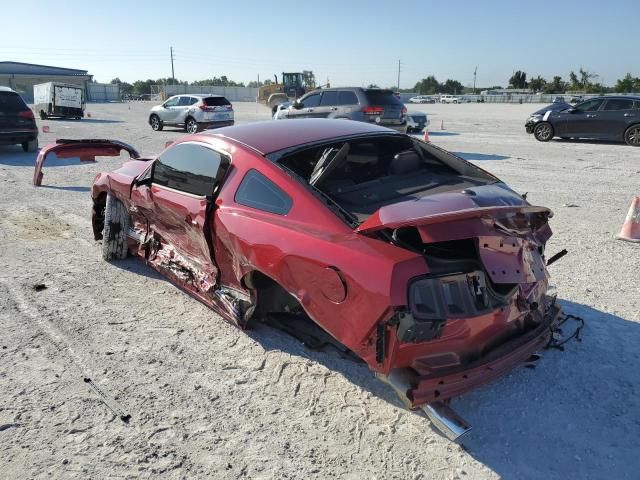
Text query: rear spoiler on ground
33 139 141 187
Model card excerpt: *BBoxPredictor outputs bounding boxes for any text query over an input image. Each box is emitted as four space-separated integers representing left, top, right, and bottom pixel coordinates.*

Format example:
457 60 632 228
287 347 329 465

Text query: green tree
441 79 464 95
413 75 439 94
367 83 380 88
528 76 546 93
614 73 640 93
544 76 566 93
508 70 527 89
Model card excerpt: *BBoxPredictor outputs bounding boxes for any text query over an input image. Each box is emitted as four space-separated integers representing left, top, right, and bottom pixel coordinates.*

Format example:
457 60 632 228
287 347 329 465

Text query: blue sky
2 0 638 88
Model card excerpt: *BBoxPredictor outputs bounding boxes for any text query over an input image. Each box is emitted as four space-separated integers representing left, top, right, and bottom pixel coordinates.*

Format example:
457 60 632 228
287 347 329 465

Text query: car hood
356 183 550 234
530 102 571 115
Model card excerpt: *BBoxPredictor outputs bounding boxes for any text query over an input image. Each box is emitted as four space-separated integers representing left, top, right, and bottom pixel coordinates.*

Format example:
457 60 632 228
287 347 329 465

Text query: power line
170 47 175 85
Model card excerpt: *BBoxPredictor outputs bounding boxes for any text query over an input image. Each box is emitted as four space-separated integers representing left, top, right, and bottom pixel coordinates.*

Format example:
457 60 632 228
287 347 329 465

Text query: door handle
331 107 338 111
586 114 597 118
624 113 636 117
306 108 314 112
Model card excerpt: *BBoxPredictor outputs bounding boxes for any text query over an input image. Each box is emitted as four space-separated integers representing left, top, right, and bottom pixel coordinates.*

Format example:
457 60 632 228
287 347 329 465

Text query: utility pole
473 66 478 94
397 60 401 92
170 46 175 85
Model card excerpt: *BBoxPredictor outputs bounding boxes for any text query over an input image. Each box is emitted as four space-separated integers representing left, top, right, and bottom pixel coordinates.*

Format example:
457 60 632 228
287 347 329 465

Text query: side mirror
568 108 577 113
293 100 303 109
135 176 152 187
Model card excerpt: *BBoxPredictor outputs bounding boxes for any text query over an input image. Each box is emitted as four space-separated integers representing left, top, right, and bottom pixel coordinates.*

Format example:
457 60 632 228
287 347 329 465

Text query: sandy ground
0 101 639 480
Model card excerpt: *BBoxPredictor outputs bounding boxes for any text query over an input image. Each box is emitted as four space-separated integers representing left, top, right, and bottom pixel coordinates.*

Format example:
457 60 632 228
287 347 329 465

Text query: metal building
0 61 92 103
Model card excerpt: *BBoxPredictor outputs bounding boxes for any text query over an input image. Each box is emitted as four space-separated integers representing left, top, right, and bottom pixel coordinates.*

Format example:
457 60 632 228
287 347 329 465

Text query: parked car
25 119 562 439
525 96 640 146
440 95 462 104
552 96 566 103
569 95 584 104
148 94 234 133
0 86 38 152
409 95 435 104
274 87 407 132
406 111 429 132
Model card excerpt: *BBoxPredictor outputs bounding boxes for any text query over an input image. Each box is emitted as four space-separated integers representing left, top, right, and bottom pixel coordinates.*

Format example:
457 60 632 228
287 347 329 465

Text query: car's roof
201 119 402 155
174 94 226 98
0 86 16 93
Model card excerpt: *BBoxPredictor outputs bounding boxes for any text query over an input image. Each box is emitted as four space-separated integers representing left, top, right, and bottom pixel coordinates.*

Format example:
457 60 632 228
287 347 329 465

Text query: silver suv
148 94 234 133
276 87 407 132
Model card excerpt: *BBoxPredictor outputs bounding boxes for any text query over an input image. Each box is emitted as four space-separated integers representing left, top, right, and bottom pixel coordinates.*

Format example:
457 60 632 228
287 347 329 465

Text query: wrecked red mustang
87 119 561 439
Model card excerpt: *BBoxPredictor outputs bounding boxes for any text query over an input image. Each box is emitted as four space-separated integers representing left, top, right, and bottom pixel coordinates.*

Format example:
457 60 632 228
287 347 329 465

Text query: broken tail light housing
401 271 509 343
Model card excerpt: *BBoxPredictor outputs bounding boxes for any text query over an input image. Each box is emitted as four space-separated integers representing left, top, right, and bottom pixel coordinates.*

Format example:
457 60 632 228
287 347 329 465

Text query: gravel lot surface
1 101 638 479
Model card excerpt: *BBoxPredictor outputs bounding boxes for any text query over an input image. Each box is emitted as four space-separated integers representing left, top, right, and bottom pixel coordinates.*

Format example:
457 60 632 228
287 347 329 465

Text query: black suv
0 87 38 152
525 96 640 146
279 87 407 132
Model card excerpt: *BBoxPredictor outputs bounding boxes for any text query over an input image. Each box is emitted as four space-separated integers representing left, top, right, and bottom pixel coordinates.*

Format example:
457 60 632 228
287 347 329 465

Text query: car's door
563 99 605 137
133 142 229 292
336 90 359 118
288 91 321 119
176 96 195 124
598 98 637 139
159 96 181 123
316 90 339 118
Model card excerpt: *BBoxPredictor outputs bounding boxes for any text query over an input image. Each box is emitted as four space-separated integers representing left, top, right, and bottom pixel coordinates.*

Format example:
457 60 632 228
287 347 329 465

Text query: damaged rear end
356 186 562 423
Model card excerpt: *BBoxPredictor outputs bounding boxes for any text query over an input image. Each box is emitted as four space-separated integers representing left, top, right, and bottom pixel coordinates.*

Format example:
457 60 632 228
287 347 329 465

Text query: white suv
440 95 462 104
148 94 234 133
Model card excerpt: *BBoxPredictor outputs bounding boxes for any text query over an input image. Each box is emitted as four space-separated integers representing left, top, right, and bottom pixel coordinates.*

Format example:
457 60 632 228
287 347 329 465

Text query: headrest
389 150 422 175
347 144 378 164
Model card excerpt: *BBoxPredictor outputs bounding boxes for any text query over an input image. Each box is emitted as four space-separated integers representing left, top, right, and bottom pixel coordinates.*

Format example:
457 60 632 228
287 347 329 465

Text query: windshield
279 135 496 223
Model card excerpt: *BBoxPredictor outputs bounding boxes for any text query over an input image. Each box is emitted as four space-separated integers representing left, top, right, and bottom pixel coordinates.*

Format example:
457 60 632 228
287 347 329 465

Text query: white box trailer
34 82 85 120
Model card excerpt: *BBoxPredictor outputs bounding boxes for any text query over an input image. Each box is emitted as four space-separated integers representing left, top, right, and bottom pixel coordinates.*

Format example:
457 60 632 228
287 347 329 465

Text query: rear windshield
204 97 231 106
0 92 28 113
364 90 403 106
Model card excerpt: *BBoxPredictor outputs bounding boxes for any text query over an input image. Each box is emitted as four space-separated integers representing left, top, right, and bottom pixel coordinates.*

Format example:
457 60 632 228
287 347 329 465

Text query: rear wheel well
242 271 301 320
92 192 107 240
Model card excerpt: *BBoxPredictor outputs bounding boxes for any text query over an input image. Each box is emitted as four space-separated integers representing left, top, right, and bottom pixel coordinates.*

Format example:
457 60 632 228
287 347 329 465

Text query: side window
190 97 198 105
153 143 226 196
603 99 634 111
338 90 358 106
164 96 179 107
235 169 292 215
301 93 321 108
576 99 604 112
635 101 640 110
320 91 339 106
178 96 192 106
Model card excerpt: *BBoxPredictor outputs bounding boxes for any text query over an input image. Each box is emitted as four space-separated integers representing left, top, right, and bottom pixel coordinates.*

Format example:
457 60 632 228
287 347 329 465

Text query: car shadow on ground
552 138 627 147
40 185 90 192
427 131 460 137
454 152 510 161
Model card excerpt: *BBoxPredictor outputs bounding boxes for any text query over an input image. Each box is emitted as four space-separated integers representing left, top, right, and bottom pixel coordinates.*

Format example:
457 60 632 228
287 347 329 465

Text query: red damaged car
34 120 562 439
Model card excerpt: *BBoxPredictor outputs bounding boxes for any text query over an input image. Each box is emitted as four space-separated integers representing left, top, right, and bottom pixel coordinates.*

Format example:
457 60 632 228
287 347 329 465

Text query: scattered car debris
83 377 131 424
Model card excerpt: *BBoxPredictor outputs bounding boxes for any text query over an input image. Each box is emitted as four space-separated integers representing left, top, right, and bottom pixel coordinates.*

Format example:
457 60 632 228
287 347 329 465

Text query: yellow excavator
258 72 328 113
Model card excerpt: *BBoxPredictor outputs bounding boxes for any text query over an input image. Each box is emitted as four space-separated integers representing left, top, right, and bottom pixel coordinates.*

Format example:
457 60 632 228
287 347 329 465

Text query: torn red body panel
82 120 563 413
33 139 141 186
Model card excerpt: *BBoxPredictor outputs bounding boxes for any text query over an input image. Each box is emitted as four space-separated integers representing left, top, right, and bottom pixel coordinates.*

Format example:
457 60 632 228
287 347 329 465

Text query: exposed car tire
102 193 129 261
39 111 47 120
150 114 163 131
453 100 458 104
624 125 640 146
186 117 198 134
534 122 554 142
22 139 38 153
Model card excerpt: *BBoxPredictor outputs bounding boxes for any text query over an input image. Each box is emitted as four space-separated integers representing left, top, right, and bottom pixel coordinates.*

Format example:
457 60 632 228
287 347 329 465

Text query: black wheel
150 114 163 131
624 125 640 146
102 193 129 261
534 122 554 142
39 111 47 120
21 139 38 153
186 117 198 134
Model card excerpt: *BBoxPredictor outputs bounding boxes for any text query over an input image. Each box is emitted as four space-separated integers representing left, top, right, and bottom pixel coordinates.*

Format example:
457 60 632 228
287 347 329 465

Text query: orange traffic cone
440 119 445 130
616 196 640 243
423 128 430 143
